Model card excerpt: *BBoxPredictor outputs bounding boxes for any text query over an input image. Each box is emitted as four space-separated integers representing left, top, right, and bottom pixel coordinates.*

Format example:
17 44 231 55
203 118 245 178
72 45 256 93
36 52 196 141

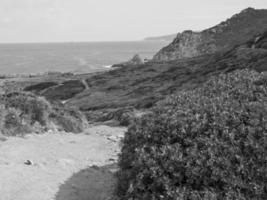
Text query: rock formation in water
112 54 143 68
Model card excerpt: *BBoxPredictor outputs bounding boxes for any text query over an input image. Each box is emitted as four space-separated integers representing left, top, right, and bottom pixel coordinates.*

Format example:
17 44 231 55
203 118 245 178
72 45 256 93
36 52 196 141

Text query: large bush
118 69 267 200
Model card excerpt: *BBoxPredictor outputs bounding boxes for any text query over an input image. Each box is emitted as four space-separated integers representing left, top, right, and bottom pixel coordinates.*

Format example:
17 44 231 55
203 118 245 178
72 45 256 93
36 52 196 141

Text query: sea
0 41 168 75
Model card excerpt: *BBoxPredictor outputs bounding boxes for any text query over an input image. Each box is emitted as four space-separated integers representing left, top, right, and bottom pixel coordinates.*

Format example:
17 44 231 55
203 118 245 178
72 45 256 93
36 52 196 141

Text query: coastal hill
153 8 267 61
67 30 267 121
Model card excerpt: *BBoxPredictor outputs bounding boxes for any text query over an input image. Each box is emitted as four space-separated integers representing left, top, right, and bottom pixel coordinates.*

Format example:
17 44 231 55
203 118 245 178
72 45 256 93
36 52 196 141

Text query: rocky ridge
153 8 267 61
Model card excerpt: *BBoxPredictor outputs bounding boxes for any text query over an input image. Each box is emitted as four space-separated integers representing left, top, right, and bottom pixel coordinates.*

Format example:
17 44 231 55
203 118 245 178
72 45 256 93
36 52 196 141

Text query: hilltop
153 8 267 61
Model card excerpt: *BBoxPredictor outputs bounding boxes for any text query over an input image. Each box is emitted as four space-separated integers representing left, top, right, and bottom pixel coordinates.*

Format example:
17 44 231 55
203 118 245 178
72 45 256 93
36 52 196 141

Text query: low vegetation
24 82 58 94
41 80 86 100
118 69 267 199
24 80 85 101
0 92 88 136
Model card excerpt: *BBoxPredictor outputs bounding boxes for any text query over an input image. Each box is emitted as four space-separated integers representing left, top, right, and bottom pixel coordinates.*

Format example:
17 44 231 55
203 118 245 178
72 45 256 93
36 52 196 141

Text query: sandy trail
0 125 126 200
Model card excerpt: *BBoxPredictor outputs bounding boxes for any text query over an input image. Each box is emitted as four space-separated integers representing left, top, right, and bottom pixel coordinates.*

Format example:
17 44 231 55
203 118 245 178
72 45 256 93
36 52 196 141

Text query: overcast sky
0 0 266 43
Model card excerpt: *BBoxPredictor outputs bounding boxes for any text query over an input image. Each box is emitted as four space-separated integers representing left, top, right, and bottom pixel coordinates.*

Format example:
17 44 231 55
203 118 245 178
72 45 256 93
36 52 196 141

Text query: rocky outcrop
128 54 144 65
153 8 267 61
251 31 267 49
153 30 216 60
112 54 143 68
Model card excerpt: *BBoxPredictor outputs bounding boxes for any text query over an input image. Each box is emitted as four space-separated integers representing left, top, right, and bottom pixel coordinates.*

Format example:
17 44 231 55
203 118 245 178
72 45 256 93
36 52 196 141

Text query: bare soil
0 125 126 200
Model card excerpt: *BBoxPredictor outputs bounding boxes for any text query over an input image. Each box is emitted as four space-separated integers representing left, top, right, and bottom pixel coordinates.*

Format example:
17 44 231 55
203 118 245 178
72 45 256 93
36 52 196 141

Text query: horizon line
0 39 170 45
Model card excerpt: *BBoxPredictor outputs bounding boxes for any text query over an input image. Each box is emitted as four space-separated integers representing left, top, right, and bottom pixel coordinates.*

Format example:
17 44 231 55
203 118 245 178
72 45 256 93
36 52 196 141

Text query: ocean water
0 41 168 75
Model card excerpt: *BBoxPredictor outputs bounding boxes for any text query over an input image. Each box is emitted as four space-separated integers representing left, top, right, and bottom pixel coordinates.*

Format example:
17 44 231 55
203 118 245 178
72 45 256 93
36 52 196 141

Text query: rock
108 167 119 173
128 54 144 65
116 134 124 139
107 135 121 142
24 160 33 165
112 54 144 68
47 129 53 134
153 30 216 61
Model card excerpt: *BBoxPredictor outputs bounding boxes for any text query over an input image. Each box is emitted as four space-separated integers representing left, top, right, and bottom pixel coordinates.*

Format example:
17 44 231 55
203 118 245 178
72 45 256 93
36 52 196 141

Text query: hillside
153 8 267 61
65 31 267 116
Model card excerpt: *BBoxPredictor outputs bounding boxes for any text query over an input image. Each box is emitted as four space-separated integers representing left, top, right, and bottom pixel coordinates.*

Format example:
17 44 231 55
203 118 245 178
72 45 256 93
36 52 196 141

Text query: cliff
153 8 267 61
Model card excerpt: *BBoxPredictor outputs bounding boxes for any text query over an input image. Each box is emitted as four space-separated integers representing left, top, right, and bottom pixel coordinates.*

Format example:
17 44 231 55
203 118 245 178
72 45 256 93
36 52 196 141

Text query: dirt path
81 79 90 90
0 125 126 200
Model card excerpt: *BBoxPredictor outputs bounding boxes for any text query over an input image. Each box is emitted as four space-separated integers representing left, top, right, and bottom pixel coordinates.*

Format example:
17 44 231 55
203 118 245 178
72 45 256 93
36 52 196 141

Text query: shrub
0 108 33 136
0 92 88 135
2 92 52 126
3 108 21 129
118 69 267 200
49 105 88 133
24 82 58 93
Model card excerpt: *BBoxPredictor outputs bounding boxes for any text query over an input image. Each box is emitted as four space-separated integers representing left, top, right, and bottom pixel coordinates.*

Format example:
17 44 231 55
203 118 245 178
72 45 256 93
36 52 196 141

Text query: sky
0 0 266 43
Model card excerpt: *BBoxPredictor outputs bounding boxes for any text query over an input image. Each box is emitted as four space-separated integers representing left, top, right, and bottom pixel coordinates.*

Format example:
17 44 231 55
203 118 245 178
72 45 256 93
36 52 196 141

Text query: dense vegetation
118 69 267 199
24 82 58 94
41 80 86 100
0 92 88 136
24 79 85 101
